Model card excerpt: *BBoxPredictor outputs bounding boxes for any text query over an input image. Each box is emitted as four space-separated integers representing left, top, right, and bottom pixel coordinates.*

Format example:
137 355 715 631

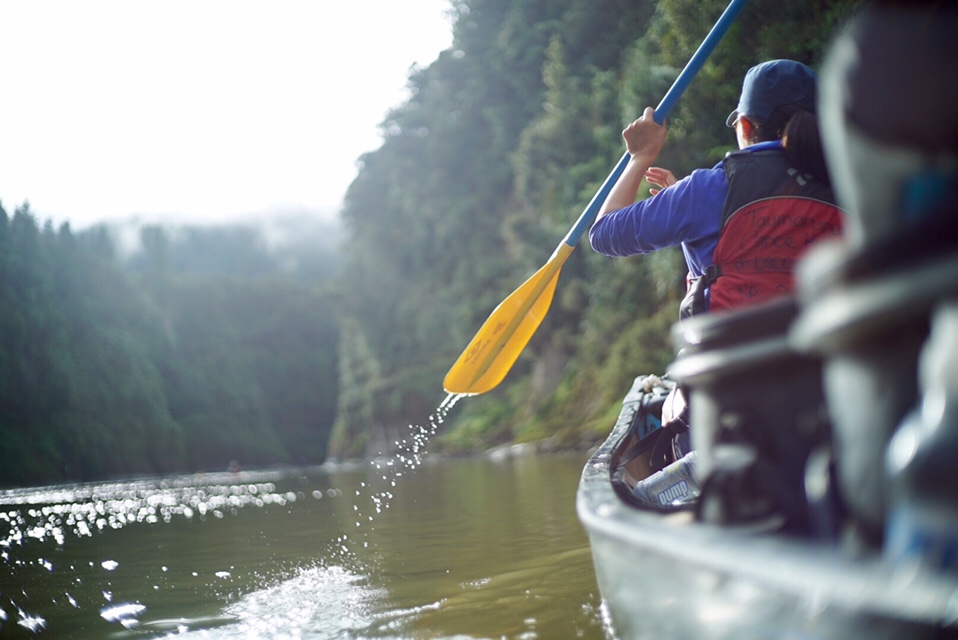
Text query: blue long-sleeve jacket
589 141 782 278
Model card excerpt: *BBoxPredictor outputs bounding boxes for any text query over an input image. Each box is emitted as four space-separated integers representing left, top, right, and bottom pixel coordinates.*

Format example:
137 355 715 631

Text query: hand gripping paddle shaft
443 0 748 395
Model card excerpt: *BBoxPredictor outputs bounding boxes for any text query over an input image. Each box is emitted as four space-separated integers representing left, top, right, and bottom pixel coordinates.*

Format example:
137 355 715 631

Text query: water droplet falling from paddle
343 394 466 550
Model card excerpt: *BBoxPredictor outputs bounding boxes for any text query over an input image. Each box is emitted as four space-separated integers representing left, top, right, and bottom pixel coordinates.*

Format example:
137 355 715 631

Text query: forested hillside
0 206 341 486
330 0 860 457
1 0 861 486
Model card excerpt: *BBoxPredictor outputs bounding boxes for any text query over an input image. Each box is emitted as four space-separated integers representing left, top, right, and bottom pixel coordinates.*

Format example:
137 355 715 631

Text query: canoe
576 288 958 640
577 380 958 640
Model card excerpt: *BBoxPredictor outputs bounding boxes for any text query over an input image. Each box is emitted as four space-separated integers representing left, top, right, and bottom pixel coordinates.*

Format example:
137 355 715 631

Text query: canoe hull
577 410 958 640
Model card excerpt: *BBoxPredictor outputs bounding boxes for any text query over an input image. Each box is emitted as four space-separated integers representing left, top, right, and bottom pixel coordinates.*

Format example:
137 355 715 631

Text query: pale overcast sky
0 1 453 229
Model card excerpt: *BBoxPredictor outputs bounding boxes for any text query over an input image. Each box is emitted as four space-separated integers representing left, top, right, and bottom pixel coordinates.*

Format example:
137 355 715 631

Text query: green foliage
0 206 341 487
332 0 861 454
2 0 865 479
435 394 516 454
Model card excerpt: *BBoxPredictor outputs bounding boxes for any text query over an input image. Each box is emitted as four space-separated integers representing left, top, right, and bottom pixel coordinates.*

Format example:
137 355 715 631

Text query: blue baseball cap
726 59 818 127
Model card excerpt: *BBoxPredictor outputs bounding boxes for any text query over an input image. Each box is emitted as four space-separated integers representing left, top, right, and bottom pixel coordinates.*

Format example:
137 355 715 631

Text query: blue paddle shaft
560 0 747 249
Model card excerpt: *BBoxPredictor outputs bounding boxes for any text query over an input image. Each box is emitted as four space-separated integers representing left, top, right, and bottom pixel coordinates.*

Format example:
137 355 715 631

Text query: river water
0 448 610 639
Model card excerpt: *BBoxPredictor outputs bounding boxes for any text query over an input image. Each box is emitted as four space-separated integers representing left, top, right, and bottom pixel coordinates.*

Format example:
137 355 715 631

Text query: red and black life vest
681 148 842 318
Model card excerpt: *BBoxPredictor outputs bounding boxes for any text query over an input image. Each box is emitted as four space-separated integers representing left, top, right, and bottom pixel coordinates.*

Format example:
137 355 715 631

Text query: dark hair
748 105 830 186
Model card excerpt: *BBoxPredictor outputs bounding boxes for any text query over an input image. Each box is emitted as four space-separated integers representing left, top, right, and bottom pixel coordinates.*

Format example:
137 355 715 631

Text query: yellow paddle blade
443 245 574 395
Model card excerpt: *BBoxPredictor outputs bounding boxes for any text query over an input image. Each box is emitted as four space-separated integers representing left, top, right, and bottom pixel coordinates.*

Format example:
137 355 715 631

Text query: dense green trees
331 0 860 455
1 0 862 484
0 204 340 486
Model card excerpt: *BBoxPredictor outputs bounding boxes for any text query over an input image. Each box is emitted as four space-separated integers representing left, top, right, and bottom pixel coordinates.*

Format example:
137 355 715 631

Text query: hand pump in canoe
443 0 749 396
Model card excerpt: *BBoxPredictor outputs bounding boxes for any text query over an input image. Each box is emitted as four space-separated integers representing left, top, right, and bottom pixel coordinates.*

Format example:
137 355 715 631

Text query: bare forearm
596 106 667 221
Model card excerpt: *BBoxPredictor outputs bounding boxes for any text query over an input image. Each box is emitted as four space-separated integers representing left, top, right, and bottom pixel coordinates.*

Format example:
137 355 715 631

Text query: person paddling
590 59 842 319
594 61 844 510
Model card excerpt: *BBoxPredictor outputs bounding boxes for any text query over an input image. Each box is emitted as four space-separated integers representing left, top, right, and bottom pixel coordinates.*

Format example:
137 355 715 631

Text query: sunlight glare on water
0 394 605 639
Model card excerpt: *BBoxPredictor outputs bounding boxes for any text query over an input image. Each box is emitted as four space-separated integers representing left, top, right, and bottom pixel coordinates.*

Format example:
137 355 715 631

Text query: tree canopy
331 0 860 454
1 0 862 485
0 207 340 486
